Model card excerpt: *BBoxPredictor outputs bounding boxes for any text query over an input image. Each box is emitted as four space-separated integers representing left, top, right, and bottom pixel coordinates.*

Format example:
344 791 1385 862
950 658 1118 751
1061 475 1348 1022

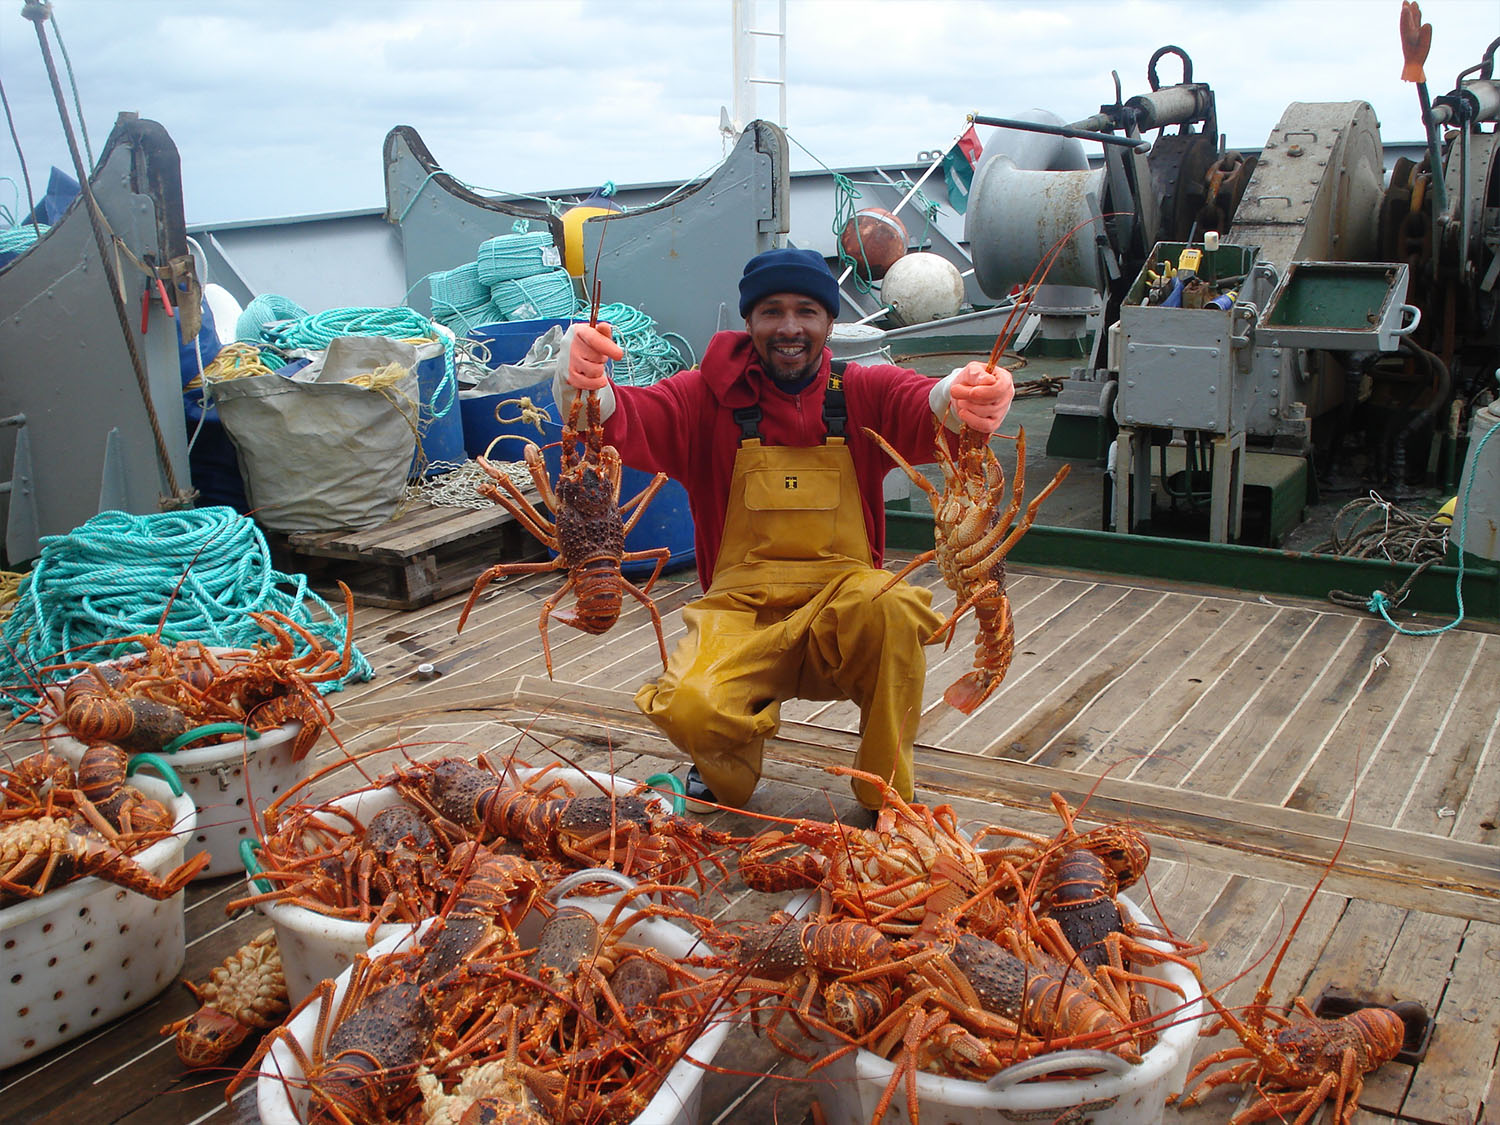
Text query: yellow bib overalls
635 383 943 810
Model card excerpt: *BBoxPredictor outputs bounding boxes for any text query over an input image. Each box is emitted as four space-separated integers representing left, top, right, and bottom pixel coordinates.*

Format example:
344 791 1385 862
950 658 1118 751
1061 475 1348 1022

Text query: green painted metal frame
886 509 1500 623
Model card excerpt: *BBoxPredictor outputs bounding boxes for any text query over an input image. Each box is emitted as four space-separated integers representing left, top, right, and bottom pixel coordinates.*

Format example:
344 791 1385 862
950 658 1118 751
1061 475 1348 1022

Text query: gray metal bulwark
0 117 193 563
581 121 790 356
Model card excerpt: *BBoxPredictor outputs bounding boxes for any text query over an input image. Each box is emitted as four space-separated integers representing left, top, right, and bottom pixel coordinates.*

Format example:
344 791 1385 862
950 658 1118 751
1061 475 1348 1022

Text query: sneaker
683 766 717 814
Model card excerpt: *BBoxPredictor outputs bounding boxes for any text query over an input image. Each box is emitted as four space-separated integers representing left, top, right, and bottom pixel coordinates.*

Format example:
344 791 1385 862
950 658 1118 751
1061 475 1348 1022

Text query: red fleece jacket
601 330 948 588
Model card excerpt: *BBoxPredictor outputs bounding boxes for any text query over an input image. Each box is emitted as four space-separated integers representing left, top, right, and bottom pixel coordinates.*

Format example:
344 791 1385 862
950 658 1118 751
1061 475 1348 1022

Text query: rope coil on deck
1328 418 1500 636
0 508 373 715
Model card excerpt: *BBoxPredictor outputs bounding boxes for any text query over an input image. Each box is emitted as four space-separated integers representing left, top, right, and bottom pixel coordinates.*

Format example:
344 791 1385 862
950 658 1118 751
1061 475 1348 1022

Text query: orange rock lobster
456 384 673 678
865 220 1108 715
866 422 1068 713
47 583 356 761
161 927 290 1068
1170 832 1409 1123
0 751 208 903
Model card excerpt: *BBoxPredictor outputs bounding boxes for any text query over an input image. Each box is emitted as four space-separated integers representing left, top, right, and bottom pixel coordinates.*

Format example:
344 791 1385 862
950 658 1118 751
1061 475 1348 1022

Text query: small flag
942 126 983 214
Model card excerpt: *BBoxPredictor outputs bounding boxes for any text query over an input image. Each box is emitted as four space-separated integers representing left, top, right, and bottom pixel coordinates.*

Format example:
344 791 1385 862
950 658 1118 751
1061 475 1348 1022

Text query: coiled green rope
0 508 372 716
581 302 692 386
0 222 47 255
257 305 457 420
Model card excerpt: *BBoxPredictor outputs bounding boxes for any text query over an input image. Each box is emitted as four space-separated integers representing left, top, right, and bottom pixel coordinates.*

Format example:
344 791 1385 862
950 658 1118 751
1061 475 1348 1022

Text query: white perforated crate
0 773 198 1067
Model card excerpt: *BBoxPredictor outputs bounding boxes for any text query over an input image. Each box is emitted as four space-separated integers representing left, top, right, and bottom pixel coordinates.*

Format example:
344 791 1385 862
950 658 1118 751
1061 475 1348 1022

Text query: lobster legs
456 440 672 677
866 423 1069 713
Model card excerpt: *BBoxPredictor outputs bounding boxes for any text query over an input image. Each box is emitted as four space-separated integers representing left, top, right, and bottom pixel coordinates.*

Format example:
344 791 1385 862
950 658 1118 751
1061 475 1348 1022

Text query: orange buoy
839 207 907 280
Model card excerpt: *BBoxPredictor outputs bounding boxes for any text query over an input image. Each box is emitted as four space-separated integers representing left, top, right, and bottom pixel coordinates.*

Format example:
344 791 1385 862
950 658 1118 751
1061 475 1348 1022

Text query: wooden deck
4 553 1499 1124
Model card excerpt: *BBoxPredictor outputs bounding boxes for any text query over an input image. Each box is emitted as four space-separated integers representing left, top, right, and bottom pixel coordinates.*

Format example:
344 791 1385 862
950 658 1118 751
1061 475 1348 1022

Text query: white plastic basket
43 646 314 878
256 893 730 1125
815 896 1204 1125
48 719 304 878
0 770 198 1068
249 785 422 1004
249 765 673 1001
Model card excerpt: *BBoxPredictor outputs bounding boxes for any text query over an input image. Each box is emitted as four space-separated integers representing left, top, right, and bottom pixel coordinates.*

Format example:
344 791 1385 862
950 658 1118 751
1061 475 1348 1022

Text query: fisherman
555 247 1012 814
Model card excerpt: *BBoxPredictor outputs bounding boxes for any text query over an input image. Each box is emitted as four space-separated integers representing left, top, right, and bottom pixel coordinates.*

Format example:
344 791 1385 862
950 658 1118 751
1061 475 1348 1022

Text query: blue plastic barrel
460 319 573 459
412 339 465 476
461 374 555 461
468 318 572 366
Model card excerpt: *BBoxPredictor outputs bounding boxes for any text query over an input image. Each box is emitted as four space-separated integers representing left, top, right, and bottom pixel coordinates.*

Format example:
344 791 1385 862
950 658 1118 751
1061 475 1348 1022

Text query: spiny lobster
864 221 1117 714
456 283 672 678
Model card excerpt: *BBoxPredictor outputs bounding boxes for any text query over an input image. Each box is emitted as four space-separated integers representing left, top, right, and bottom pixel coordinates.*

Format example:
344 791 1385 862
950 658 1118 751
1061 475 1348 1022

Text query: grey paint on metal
1117 306 1238 432
3 418 38 563
0 128 191 563
580 121 791 358
1228 101 1385 273
966 156 1109 294
974 109 1101 337
383 128 567 319
192 213 404 314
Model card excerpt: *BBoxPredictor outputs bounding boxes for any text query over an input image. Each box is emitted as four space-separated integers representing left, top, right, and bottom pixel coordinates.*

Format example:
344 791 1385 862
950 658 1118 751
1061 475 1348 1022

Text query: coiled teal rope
581 302 692 386
490 269 577 321
477 231 556 285
1364 417 1500 636
236 293 309 344
257 305 457 420
0 508 372 716
0 222 47 255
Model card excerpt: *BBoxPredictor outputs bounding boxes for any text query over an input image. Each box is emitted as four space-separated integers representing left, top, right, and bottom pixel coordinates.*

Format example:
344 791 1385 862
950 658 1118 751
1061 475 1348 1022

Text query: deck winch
959 38 1500 546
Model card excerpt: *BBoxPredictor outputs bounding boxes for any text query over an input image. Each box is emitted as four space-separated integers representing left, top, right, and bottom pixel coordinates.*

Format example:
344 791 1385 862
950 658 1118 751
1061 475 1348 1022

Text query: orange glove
948 361 1014 434
1400 1 1431 83
565 321 623 390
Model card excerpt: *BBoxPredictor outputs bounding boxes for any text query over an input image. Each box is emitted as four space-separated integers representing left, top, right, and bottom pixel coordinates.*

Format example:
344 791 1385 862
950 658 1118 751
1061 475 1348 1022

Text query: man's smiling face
746 292 834 386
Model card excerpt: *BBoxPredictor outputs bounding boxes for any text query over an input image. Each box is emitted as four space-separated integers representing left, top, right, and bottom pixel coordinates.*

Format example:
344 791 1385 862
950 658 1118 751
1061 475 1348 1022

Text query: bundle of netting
0 507 373 717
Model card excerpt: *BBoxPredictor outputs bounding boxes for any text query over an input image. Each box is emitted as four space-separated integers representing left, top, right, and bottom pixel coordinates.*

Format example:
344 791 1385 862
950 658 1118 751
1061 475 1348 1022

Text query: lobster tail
553 556 627 635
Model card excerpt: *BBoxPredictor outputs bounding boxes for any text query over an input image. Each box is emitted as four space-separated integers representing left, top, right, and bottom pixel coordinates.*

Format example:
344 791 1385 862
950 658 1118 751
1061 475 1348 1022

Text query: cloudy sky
1 0 1496 227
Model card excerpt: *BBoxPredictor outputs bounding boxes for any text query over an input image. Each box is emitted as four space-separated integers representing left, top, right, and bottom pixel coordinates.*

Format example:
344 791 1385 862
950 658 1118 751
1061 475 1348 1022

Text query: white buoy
881 253 964 326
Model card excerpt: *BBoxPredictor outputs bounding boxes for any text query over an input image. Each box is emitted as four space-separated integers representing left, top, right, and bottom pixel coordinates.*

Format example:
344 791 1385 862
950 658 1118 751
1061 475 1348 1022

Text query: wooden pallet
270 500 547 610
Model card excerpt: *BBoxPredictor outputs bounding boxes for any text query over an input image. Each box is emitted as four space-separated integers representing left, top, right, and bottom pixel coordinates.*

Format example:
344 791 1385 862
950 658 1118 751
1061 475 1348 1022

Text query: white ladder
723 0 787 135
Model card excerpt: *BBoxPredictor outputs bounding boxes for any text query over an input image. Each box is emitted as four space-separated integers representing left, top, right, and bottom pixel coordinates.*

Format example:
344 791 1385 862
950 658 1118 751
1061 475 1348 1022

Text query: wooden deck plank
1400 919 1500 1123
925 580 1139 749
1061 597 1281 776
1121 605 1334 789
956 587 1186 758
1359 909 1470 1117
1198 615 1389 802
1403 632 1500 842
1289 630 1481 826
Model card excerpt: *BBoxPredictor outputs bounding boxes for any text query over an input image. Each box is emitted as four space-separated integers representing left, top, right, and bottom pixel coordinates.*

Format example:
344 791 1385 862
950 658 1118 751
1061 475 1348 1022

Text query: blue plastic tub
412 342 464 476
460 319 574 459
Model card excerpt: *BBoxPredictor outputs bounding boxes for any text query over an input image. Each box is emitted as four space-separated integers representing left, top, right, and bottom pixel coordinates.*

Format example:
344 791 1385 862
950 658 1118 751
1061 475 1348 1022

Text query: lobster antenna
984 210 1121 372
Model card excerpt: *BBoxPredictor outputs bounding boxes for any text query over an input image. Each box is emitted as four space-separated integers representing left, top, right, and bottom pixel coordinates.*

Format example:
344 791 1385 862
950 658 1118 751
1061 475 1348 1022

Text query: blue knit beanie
738 247 841 318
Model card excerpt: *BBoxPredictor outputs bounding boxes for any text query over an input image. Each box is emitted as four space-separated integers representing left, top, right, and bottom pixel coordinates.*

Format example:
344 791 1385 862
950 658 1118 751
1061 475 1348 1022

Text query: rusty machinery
964 40 1500 545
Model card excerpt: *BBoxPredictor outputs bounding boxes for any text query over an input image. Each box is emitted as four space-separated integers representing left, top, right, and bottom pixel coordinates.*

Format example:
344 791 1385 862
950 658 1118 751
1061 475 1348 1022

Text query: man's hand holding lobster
946 361 1014 434
554 321 623 423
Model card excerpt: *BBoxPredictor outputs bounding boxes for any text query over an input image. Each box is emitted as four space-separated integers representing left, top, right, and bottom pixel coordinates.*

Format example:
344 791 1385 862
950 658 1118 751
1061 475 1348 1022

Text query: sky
1 0 1497 227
